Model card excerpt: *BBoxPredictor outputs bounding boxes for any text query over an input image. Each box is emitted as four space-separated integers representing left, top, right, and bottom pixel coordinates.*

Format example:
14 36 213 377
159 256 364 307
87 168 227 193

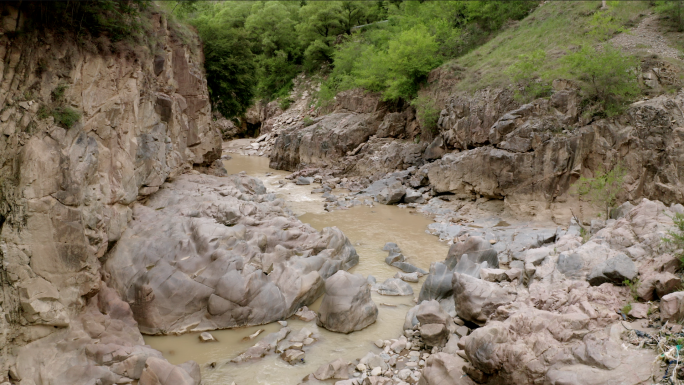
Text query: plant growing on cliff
663 213 684 266
51 106 81 129
411 95 440 135
561 44 640 117
574 163 626 219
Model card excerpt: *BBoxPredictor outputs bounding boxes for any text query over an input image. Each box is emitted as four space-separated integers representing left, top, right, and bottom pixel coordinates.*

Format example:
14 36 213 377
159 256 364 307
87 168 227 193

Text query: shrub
561 45 640 117
303 117 315 127
663 213 684 266
411 95 440 135
279 97 293 111
574 163 626 219
52 106 81 129
52 83 68 102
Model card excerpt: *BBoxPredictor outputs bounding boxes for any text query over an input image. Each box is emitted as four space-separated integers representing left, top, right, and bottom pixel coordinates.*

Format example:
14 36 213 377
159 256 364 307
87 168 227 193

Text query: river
144 153 449 385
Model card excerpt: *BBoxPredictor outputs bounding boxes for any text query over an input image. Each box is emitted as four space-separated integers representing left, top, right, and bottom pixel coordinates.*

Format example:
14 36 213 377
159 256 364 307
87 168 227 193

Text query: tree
196 23 256 118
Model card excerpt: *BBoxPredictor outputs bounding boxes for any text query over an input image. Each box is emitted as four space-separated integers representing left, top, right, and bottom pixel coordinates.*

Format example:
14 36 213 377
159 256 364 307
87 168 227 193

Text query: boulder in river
317 271 378 333
104 174 359 334
373 278 414 296
452 272 514 325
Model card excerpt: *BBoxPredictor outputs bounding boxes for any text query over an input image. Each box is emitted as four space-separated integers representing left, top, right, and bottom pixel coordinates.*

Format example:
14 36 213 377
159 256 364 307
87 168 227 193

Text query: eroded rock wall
0 8 221 380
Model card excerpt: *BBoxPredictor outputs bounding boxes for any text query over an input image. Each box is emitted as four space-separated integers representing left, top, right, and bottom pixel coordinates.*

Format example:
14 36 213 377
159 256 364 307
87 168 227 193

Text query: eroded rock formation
0 7 220 382
104 173 358 334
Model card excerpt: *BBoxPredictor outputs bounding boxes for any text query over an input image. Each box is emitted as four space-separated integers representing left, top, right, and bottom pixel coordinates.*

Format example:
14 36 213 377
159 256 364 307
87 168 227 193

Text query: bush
411 95 440 135
279 97 293 111
574 163 626 219
561 45 640 117
303 117 315 127
52 106 81 129
663 213 684 266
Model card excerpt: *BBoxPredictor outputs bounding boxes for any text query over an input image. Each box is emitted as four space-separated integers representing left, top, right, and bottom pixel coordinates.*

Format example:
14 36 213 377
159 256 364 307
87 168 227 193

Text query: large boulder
587 254 637 286
377 180 406 205
418 262 454 303
418 353 475 385
105 174 359 334
661 291 684 322
317 271 378 333
452 272 514 325
374 278 414 296
446 236 498 269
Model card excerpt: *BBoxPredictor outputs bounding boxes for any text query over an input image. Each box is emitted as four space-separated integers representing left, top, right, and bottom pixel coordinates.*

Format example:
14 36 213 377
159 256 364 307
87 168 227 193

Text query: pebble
374 339 384 348
356 364 367 372
278 321 288 326
371 367 382 376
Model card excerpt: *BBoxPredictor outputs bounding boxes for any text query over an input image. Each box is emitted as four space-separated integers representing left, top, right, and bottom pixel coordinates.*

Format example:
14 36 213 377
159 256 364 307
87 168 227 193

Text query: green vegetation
411 95 440 135
621 303 632 315
623 279 640 300
664 213 684 267
178 1 538 117
574 163 626 219
655 1 684 32
36 84 82 129
560 45 640 117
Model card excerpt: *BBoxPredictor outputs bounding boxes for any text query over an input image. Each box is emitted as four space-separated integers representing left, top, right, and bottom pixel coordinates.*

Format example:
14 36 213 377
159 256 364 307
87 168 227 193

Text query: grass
445 1 650 93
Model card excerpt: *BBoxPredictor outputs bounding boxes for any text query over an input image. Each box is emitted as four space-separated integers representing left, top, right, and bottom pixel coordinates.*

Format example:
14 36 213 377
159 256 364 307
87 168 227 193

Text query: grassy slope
448 0 651 93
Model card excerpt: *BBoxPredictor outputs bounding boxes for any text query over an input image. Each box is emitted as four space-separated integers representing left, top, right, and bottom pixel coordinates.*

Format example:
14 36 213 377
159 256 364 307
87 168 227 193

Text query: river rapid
144 153 449 385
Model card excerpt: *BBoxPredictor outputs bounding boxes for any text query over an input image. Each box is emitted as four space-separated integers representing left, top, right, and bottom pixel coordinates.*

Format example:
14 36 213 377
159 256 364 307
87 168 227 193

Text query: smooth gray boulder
317 271 378 333
588 254 637 286
446 236 498 269
455 254 488 278
452 272 514 325
404 188 425 204
296 176 314 185
374 278 414 296
391 261 428 275
418 262 454 303
377 180 406 205
557 252 584 278
104 174 359 334
394 271 420 282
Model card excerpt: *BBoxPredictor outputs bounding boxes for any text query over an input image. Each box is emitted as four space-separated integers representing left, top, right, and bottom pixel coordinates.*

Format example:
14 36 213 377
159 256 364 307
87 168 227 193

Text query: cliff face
0 8 221 380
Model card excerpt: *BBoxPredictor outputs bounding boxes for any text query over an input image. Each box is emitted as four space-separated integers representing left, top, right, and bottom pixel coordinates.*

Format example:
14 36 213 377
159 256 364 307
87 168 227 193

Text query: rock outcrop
0 6 220 382
104 173 358 334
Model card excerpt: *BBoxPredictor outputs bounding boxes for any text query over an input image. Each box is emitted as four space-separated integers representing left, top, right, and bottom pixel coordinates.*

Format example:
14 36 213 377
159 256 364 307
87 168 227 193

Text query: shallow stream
145 153 449 385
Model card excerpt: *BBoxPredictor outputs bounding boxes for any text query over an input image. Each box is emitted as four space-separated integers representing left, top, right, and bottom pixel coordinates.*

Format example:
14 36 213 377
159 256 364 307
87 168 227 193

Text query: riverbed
144 153 449 385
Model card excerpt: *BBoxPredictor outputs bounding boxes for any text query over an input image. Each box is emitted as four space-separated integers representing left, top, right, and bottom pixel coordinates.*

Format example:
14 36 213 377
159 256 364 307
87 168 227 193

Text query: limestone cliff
0 7 221 381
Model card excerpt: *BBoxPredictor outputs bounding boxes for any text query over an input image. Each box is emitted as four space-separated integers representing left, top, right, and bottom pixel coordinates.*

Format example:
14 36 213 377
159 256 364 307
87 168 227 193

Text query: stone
479 268 508 282
370 367 382 376
655 272 681 298
281 349 305 365
295 307 318 322
588 254 637 286
278 321 288 327
317 271 378 333
296 176 314 185
391 336 408 353
452 272 514 325
418 353 472 385
423 135 446 161
375 278 414 296
446 236 499 269
420 324 448 347
661 292 684 322
627 303 649 319
395 271 420 283
455 326 469 338
557 252 584 278
404 188 425 204
377 180 406 205
314 358 350 380
454 254 487 278
418 262 454 303
198 332 216 342
415 300 449 326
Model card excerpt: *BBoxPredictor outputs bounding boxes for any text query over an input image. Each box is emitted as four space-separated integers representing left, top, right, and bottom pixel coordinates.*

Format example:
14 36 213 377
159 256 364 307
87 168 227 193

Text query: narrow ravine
144 152 449 385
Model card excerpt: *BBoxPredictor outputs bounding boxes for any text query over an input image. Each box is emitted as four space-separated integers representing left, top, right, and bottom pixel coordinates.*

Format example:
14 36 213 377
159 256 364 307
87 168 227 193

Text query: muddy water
145 153 449 385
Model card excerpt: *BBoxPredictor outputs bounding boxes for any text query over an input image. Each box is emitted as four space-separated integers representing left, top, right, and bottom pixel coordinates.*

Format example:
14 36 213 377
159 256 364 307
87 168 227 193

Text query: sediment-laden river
144 153 449 385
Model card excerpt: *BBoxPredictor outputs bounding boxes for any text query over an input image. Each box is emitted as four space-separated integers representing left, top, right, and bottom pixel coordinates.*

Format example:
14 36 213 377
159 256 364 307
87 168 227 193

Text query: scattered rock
199 332 216 342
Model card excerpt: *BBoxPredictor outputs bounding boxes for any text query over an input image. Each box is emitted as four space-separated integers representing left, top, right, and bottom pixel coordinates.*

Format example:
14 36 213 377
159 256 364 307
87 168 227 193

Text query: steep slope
0 5 221 382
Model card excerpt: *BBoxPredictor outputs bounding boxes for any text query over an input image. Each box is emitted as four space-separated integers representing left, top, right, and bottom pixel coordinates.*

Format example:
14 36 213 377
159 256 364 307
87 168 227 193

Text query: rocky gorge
4 2 684 385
